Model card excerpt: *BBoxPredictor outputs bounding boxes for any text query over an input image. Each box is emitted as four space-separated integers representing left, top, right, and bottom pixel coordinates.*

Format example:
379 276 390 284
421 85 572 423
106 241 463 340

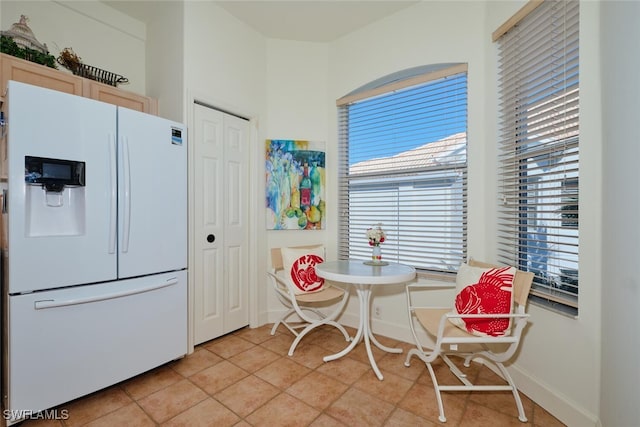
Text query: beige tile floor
21 324 566 427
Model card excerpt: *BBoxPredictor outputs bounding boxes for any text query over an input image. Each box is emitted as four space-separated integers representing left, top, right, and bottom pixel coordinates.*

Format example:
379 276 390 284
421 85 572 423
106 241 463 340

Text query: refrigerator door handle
108 133 117 254
33 277 179 310
121 136 132 253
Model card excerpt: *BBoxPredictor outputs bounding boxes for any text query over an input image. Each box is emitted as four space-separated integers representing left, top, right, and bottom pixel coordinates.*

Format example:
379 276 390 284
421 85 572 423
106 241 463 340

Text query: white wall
600 2 640 427
144 1 184 122
183 1 265 120
263 39 332 318
265 40 329 139
1 1 146 95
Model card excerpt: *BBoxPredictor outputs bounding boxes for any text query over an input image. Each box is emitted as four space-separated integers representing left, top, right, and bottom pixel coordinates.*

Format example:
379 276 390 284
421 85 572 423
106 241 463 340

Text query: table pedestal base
323 284 401 380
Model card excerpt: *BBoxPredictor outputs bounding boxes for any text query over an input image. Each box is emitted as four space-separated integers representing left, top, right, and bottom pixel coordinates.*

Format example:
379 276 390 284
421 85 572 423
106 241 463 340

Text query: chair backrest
270 244 324 272
468 259 534 307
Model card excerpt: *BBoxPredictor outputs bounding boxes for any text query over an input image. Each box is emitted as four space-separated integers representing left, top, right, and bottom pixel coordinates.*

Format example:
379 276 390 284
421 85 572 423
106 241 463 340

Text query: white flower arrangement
366 223 386 246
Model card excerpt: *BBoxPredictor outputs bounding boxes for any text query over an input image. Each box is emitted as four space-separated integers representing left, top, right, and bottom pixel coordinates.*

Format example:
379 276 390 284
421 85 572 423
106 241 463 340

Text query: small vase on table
366 223 386 265
371 245 382 264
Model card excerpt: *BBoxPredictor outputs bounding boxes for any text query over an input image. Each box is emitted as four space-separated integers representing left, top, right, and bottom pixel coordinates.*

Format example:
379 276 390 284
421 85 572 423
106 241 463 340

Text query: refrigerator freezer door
117 108 187 278
6 271 187 419
7 81 118 294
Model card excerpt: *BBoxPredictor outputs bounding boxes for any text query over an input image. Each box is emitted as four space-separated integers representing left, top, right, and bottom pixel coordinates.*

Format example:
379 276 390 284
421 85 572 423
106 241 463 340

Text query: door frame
185 91 261 353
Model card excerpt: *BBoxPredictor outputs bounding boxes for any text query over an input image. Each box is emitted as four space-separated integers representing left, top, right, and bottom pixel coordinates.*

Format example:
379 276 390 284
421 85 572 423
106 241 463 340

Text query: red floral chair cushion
449 262 517 337
281 246 325 295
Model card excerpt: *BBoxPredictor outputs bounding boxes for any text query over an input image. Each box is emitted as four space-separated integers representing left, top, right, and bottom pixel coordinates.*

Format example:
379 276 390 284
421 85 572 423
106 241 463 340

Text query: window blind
496 0 579 315
338 66 468 273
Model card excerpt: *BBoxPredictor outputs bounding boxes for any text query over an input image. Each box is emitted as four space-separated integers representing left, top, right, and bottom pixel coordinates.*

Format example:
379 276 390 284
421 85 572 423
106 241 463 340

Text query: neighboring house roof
349 132 466 174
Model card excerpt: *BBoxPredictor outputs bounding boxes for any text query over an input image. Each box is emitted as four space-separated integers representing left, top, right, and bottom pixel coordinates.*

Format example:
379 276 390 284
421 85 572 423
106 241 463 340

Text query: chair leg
404 348 420 366
512 388 528 423
325 320 351 342
494 362 528 422
287 319 351 356
405 346 448 422
270 322 279 335
439 354 528 424
405 346 438 367
426 362 447 423
287 322 319 356
271 308 297 335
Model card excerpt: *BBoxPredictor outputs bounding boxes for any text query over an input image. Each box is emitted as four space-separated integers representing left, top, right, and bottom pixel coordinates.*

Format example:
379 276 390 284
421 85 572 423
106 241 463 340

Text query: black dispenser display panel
25 156 86 192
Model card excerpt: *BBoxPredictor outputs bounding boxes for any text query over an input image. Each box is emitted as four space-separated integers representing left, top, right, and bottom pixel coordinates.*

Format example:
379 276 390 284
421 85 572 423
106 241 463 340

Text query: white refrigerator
2 81 188 421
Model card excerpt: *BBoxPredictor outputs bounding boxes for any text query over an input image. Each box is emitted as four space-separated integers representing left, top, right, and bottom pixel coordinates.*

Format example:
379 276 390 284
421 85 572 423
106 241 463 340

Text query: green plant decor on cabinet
1 36 57 69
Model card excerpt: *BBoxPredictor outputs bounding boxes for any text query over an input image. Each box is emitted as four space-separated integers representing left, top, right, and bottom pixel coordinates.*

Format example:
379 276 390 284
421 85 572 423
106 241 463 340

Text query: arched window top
337 63 467 106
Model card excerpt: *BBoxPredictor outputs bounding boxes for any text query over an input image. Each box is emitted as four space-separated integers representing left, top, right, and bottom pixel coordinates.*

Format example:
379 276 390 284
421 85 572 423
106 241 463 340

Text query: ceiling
104 1 419 42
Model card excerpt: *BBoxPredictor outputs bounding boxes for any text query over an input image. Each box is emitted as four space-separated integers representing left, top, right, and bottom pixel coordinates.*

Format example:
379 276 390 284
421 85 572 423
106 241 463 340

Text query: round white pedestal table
315 260 416 380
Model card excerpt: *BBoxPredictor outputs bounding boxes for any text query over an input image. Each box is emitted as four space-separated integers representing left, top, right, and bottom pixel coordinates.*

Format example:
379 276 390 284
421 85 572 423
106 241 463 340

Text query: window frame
495 0 580 315
337 64 469 276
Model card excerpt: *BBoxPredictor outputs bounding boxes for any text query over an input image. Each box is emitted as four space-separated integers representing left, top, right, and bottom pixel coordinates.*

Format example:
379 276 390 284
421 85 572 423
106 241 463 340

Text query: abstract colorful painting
266 139 325 230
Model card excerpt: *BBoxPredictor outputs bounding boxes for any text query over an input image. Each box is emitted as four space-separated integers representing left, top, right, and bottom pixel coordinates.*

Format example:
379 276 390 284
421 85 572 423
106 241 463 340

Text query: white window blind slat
338 65 468 273
496 0 579 316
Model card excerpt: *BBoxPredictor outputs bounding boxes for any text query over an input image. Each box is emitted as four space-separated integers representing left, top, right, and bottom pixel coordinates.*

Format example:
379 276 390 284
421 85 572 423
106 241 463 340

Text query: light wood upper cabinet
1 53 83 97
0 53 157 115
85 80 158 115
0 53 159 180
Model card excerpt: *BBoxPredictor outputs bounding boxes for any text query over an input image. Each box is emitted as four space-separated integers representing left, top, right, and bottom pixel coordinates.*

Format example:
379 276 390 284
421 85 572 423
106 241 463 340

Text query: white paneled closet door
192 103 249 345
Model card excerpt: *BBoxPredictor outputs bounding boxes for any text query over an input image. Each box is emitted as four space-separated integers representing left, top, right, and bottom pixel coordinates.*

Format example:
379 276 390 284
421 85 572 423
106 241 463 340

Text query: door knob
206 234 215 243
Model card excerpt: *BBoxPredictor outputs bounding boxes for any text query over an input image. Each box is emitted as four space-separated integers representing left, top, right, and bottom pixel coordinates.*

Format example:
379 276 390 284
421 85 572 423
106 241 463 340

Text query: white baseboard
509 365 600 427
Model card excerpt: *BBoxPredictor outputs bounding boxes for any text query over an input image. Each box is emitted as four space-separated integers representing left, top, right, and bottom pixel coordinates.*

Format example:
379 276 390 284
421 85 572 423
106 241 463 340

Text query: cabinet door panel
1 54 157 116
86 80 158 115
1 53 83 96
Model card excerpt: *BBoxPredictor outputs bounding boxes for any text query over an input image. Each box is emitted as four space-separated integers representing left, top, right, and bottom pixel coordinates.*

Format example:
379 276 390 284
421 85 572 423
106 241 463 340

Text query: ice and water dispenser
24 156 86 236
